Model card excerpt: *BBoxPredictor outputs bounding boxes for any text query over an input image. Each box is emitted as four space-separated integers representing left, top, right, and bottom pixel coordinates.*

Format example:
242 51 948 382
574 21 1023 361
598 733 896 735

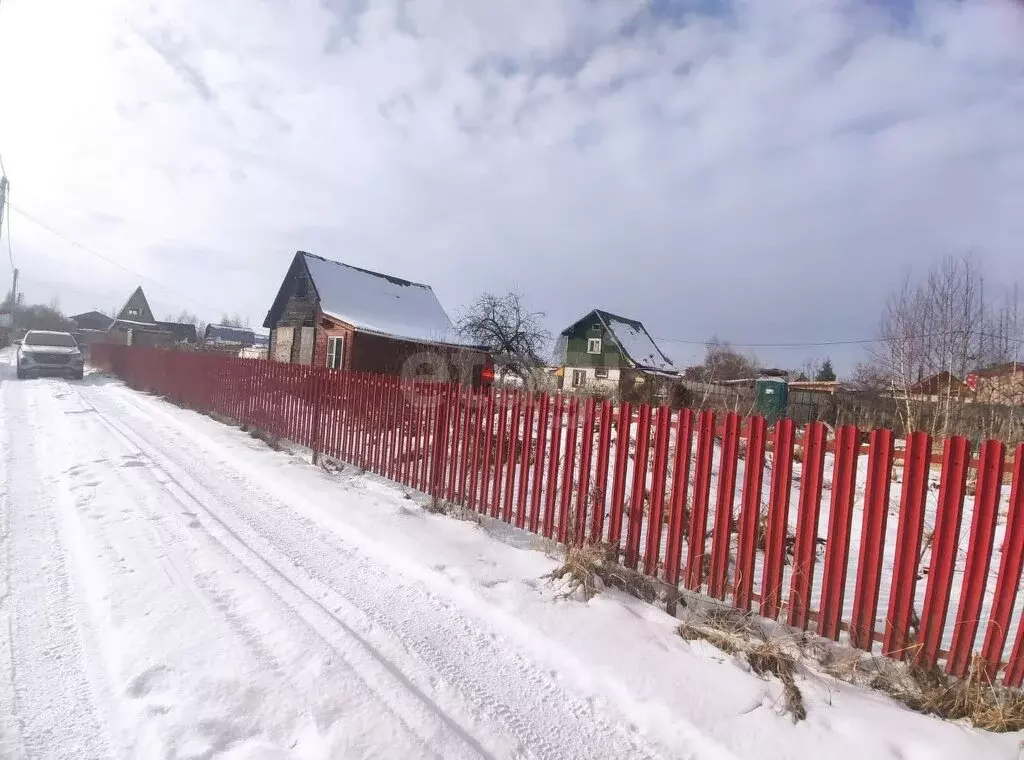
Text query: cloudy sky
0 0 1021 370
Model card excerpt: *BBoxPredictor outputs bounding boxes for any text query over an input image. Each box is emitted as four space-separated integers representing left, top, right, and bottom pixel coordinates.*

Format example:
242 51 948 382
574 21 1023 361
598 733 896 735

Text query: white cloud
0 0 1021 368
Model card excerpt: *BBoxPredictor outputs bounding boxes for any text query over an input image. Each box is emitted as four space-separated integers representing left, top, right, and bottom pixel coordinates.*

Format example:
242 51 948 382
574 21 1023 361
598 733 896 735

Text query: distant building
968 362 1024 406
71 310 113 331
107 287 198 347
555 309 677 392
263 251 491 385
204 324 256 346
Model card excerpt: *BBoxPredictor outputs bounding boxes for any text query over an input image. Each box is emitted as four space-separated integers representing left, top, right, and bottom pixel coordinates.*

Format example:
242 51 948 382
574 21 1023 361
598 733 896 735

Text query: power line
8 203 220 315
655 330 1024 350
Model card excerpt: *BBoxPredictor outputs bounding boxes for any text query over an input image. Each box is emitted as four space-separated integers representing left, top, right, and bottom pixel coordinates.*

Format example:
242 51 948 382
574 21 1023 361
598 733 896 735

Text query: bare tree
455 291 551 379
219 312 248 328
167 310 208 342
685 338 760 383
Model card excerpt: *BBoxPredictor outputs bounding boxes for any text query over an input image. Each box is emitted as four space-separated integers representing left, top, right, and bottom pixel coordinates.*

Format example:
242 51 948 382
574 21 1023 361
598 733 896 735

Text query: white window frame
571 369 586 388
127 307 140 318
327 335 345 370
594 366 609 379
587 338 602 354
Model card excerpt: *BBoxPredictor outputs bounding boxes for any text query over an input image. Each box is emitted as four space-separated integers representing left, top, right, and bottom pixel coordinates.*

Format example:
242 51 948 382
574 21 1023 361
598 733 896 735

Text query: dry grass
545 543 607 601
872 656 1024 733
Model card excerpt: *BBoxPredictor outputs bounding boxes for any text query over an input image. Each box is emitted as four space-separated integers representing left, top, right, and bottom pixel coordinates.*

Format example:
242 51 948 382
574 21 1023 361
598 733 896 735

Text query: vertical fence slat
608 403 632 550
788 422 827 631
709 412 741 600
558 397 581 544
529 394 550 533
446 387 467 502
490 392 508 519
818 424 860 641
477 393 495 513
574 398 597 545
685 411 715 592
883 431 931 659
515 395 535 528
624 405 652 570
761 419 795 620
918 435 970 668
734 415 766 611
644 406 672 577
947 439 1004 677
665 409 695 592
590 400 613 543
987 446 1024 683
502 393 523 523
543 396 564 539
850 427 895 651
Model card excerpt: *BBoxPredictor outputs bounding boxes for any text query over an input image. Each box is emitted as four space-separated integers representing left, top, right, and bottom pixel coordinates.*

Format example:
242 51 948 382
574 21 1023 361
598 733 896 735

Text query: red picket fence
90 344 1024 686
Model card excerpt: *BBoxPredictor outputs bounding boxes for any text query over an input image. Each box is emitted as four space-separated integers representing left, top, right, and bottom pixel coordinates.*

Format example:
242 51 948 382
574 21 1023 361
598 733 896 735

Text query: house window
126 307 140 318
592 323 601 331
571 369 586 388
587 338 602 354
595 367 609 379
327 335 345 370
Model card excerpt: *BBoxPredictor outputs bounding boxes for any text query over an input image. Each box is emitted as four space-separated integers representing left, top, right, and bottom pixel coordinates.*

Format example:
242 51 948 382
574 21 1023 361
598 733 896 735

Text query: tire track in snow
78 383 676 760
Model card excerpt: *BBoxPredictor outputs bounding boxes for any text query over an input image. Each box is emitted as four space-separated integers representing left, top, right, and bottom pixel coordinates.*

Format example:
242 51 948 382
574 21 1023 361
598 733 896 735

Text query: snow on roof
302 253 478 348
604 316 675 371
205 324 254 345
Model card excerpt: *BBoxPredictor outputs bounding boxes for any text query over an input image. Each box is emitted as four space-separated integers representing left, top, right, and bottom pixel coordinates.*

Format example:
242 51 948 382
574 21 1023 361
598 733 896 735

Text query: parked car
15 330 85 380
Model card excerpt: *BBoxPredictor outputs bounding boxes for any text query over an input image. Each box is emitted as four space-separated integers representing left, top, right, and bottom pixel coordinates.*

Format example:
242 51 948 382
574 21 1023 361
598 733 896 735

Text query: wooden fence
89 344 1024 686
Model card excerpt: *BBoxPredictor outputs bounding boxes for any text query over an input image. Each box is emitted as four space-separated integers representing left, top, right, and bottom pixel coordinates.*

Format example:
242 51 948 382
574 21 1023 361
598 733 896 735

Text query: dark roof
155 322 198 343
204 324 255 345
111 286 157 327
264 251 481 348
970 361 1023 379
72 311 113 330
908 371 971 395
559 308 676 372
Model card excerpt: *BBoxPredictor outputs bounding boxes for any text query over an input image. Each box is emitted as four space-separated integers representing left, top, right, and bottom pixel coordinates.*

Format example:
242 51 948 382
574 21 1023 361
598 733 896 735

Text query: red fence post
558 397 581 543
489 392 508 518
502 392 523 523
624 404 652 569
590 400 613 543
883 431 931 659
574 398 597 545
918 435 970 668
818 424 860 640
529 394 551 534
734 415 767 611
475 392 495 511
788 421 827 630
515 395 536 528
543 395 564 539
608 402 632 550
644 406 672 577
761 419 795 620
986 446 1024 684
665 409 695 594
709 412 741 599
685 411 715 592
850 427 895 651
947 439 1004 677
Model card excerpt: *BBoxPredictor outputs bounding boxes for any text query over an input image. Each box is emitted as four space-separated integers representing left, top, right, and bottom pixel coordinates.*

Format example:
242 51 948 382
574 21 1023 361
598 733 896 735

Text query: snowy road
1 352 1019 760
0 359 670 760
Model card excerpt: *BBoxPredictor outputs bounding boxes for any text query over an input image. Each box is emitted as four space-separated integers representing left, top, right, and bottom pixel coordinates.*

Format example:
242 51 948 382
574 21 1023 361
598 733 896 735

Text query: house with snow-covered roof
263 251 492 386
106 287 198 347
554 309 677 393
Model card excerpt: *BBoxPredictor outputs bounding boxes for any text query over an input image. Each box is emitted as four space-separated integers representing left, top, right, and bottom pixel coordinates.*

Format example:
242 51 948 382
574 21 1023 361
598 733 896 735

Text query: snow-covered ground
0 349 1018 759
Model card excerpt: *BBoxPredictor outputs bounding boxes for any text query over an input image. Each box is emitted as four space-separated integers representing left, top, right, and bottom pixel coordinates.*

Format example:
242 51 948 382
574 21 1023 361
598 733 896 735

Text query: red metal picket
490 392 508 518
734 415 767 611
458 390 476 504
558 397 581 544
590 400 613 543
445 387 466 502
529 394 550 534
624 405 652 570
465 392 483 509
644 406 672 577
947 440 1004 677
709 412 741 599
850 428 895 651
918 436 970 668
788 422 827 630
818 424 860 640
516 395 536 529
883 431 931 659
543 396 565 539
986 446 1024 683
664 409 695 591
761 419 795 620
574 398 597 545
503 392 523 523
685 411 715 592
608 403 632 549
477 392 496 513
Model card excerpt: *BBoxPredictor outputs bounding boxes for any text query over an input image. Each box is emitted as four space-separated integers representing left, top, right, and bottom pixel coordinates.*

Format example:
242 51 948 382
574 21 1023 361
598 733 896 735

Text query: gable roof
560 309 676 373
908 371 971 396
205 324 255 345
110 286 157 328
265 251 478 347
71 311 114 329
156 321 198 344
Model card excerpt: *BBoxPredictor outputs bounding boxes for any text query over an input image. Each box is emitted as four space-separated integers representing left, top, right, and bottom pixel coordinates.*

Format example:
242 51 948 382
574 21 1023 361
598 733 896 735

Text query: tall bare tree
685 338 759 382
456 291 551 379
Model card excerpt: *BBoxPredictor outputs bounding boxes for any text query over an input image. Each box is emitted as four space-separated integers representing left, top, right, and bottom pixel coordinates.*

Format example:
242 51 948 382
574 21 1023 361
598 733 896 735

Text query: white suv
16 330 85 380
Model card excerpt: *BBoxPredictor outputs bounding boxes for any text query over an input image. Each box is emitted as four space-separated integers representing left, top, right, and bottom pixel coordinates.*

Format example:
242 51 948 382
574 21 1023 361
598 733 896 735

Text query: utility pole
0 175 14 333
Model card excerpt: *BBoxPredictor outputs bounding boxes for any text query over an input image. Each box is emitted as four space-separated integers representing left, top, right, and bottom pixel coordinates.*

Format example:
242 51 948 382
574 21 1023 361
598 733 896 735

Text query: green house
555 309 677 392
